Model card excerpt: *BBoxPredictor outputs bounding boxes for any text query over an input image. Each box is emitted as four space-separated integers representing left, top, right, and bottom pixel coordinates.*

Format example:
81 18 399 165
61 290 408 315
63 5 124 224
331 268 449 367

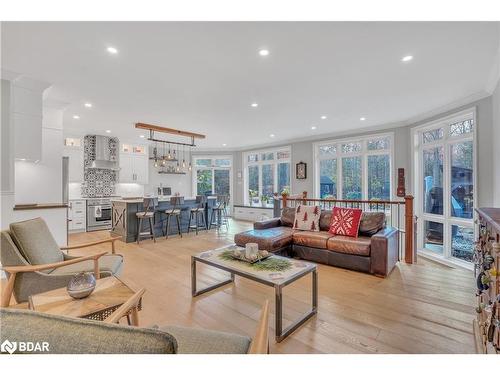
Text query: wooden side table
28 276 142 325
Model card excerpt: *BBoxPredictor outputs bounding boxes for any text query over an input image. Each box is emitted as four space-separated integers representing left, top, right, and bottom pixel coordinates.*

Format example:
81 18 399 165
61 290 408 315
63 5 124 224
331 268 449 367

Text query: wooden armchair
0 218 123 307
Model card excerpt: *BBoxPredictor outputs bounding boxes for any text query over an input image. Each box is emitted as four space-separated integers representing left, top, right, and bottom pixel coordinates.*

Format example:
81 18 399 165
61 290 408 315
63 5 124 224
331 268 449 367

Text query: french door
414 110 476 266
193 156 232 214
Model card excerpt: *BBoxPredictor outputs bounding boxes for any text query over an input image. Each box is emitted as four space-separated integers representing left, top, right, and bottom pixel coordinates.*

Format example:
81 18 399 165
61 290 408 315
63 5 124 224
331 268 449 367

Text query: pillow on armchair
329 207 362 238
293 205 321 231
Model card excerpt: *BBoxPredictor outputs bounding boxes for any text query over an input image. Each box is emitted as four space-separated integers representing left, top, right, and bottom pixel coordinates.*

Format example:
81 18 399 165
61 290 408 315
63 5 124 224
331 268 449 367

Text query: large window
314 134 393 201
192 156 232 208
243 147 291 206
413 110 475 264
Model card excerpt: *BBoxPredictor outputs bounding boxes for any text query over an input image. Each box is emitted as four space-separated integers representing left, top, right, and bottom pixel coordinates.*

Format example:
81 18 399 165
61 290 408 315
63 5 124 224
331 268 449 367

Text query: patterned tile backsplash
81 135 119 197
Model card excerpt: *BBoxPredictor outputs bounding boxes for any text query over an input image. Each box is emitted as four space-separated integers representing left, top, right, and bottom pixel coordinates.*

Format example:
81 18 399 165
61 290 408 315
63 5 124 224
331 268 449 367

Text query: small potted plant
281 187 290 199
249 189 259 206
260 195 269 207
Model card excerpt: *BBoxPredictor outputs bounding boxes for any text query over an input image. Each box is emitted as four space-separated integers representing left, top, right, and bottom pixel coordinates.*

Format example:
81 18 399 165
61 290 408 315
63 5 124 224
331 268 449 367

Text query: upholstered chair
0 217 123 307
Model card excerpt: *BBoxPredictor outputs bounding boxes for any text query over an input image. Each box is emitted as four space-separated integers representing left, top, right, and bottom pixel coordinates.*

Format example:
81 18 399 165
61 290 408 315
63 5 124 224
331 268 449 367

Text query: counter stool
164 196 184 239
209 195 230 231
188 195 207 235
136 197 158 244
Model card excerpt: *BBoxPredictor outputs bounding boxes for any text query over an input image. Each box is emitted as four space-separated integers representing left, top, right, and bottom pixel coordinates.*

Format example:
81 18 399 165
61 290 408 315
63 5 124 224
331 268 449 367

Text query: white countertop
111 196 217 203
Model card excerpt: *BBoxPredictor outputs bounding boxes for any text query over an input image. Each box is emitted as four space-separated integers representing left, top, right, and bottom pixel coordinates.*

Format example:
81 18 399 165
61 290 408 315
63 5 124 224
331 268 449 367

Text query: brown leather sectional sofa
234 207 399 277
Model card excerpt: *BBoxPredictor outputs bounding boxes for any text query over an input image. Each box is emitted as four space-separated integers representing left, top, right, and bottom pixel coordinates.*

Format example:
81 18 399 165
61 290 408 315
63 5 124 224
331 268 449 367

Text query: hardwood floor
65 219 475 353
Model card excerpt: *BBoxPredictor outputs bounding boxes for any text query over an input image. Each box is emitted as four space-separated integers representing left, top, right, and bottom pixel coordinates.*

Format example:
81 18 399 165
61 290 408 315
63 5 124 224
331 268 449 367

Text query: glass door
193 156 232 214
415 111 475 265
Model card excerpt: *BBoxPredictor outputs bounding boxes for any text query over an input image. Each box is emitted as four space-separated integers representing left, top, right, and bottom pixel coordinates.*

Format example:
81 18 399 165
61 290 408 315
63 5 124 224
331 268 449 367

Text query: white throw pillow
292 205 321 231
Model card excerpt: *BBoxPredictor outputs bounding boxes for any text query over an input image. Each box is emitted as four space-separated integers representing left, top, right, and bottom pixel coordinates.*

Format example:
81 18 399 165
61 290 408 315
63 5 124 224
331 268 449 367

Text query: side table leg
313 269 318 311
191 256 197 297
275 284 283 341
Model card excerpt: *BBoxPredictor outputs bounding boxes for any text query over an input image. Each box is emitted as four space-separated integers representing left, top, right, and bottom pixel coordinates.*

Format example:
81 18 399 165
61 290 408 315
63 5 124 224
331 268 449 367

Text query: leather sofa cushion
292 231 334 249
280 207 295 227
234 227 294 252
327 235 371 256
319 211 333 231
359 212 386 236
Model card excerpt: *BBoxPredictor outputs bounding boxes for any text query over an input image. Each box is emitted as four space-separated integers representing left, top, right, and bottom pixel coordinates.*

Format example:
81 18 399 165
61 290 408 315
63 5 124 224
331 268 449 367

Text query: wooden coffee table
192 245 318 342
28 276 142 325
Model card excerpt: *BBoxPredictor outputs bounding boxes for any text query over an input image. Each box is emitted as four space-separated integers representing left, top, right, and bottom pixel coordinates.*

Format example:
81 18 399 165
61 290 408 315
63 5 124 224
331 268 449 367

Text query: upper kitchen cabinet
10 75 51 162
119 143 148 184
63 138 84 182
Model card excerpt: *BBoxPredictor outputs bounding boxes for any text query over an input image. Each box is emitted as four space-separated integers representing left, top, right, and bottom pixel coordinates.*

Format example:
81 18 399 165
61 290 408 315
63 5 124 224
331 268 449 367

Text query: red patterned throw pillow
293 205 321 232
329 207 362 237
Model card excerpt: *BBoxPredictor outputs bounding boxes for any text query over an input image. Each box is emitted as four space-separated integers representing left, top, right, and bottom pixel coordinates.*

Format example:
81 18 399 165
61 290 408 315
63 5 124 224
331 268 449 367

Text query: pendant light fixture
182 144 186 169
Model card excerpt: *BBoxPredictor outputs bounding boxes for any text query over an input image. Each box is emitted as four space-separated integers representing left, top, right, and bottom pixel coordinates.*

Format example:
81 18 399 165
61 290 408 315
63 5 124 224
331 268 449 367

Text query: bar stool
164 196 184 239
136 197 158 244
188 195 207 235
209 195 230 231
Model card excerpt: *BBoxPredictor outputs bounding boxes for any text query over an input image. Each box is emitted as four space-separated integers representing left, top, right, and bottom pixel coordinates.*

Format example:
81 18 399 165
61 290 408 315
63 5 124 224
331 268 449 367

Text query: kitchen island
110 196 217 242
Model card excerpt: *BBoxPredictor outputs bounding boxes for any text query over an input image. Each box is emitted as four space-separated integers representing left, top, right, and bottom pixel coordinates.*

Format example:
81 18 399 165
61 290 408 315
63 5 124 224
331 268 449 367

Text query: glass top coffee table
191 244 318 342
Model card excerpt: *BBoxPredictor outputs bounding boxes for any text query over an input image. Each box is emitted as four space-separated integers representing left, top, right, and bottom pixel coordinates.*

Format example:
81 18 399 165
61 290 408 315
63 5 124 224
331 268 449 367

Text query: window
315 135 393 201
414 110 475 264
243 147 291 205
367 154 390 200
192 156 232 209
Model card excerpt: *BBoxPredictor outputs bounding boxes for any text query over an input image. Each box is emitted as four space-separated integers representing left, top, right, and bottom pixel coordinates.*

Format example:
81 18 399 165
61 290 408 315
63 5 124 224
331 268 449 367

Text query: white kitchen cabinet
11 77 51 162
132 154 148 184
63 146 84 182
68 199 86 232
119 144 148 184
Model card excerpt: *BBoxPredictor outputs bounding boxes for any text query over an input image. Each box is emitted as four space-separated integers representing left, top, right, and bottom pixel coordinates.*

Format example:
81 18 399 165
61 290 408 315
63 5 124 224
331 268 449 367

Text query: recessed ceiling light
360 117 366 121
139 135 145 138
401 55 413 62
321 116 327 120
222 143 227 147
107 46 118 54
270 134 275 138
84 103 92 108
311 126 317 130
72 115 80 119
258 49 270 56
106 130 111 133
251 102 258 108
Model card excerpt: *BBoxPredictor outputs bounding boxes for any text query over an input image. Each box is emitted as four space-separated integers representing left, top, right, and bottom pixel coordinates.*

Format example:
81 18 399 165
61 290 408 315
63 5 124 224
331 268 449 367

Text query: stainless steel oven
87 198 112 231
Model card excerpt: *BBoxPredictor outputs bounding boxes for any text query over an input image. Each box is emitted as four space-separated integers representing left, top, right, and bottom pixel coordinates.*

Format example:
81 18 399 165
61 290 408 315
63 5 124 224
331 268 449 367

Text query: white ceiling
2 22 499 149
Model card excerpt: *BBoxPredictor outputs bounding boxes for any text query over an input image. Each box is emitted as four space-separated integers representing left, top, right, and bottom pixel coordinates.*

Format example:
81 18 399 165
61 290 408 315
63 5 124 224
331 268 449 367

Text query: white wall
144 159 192 197
1 75 68 246
493 80 500 206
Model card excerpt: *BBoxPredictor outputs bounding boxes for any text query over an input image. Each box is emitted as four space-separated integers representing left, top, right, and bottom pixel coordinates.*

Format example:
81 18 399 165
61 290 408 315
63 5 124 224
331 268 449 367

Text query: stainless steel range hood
86 135 120 170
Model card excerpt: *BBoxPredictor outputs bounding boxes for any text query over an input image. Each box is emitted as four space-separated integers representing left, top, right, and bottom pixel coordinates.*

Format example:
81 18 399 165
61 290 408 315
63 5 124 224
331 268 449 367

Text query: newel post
404 195 416 264
302 191 307 204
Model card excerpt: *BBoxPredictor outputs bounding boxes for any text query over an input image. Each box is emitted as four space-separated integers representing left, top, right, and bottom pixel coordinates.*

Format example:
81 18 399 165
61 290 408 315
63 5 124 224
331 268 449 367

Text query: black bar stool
164 196 184 239
136 197 157 244
188 195 207 234
209 194 230 231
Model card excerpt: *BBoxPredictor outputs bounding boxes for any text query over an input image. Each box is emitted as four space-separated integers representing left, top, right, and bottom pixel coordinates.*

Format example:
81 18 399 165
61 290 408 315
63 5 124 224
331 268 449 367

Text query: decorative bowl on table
67 272 96 299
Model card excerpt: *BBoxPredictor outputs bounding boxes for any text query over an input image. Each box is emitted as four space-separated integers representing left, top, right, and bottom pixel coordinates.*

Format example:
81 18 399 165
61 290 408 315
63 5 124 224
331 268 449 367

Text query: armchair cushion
161 325 251 354
9 218 63 266
49 254 124 277
0 308 177 354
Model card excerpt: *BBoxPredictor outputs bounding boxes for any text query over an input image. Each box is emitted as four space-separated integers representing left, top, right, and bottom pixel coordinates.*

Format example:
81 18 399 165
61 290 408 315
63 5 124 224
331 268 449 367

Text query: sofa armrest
370 227 399 277
253 218 281 230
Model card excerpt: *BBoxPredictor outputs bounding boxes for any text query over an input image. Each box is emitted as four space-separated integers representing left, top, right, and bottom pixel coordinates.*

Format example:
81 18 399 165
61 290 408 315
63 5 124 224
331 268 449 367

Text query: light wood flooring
63 219 475 353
